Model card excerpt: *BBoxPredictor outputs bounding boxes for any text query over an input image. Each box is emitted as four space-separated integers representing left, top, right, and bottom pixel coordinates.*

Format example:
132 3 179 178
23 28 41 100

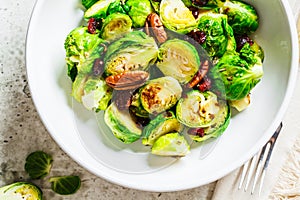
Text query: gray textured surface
0 0 216 199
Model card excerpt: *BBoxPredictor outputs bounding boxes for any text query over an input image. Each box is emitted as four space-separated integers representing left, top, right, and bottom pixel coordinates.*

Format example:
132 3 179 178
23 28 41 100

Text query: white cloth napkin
212 1 300 199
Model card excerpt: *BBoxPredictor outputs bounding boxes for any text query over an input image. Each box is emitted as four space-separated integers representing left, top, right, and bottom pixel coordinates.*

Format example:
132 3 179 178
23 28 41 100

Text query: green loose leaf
25 151 53 179
49 176 81 195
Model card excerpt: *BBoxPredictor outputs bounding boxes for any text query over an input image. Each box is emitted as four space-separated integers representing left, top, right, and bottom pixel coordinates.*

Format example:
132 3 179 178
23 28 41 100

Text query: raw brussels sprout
140 76 182 114
160 0 198 34
156 39 200 84
100 13 132 41
220 0 259 34
210 51 263 100
84 0 115 19
104 102 142 143
125 0 153 28
151 132 190 157
197 13 236 58
104 31 158 76
64 27 105 81
187 99 230 142
0 182 43 200
142 111 183 146
176 90 221 128
72 74 112 111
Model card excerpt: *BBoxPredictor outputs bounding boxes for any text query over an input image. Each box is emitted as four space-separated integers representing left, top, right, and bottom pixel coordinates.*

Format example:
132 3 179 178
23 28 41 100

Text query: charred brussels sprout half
197 13 236 58
142 111 183 146
210 51 263 101
151 132 190 157
100 13 132 41
156 39 200 84
160 0 198 34
140 76 182 114
125 0 153 28
0 182 43 200
104 31 158 76
176 90 221 128
104 102 142 143
220 0 259 34
187 99 230 142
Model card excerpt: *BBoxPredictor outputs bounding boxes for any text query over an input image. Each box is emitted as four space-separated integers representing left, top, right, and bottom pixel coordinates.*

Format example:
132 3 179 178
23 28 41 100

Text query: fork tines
238 122 283 195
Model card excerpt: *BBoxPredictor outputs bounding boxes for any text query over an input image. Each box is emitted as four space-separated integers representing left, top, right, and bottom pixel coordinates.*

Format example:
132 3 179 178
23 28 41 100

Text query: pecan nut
146 13 167 44
105 70 149 90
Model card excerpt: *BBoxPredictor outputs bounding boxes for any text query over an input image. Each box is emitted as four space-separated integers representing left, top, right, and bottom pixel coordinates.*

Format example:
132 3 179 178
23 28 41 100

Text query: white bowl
26 0 299 192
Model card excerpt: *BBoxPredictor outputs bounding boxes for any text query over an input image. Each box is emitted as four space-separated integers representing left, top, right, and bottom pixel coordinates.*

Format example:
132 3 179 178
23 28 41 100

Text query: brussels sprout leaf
25 151 53 179
49 176 81 195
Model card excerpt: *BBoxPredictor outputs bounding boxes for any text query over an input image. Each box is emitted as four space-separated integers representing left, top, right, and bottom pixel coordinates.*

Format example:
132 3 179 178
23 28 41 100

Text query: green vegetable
0 182 43 200
24 151 53 179
104 102 142 143
100 13 132 41
142 111 183 146
130 92 150 118
210 51 263 100
160 0 198 34
104 31 158 76
84 0 115 19
125 0 153 28
191 0 225 10
188 99 230 142
220 0 259 34
149 0 160 13
151 132 190 157
81 0 99 9
197 12 236 58
49 176 81 195
139 76 182 114
156 39 200 84
176 90 221 128
107 0 129 15
64 26 105 81
239 41 264 66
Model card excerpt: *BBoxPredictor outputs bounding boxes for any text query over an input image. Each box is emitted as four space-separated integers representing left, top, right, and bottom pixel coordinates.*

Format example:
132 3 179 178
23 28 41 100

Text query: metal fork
238 122 283 195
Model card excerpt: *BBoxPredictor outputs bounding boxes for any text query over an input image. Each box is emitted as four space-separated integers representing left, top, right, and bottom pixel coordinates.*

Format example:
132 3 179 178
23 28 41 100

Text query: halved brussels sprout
140 76 182 114
151 132 190 157
239 41 264 66
0 182 43 200
210 51 263 100
187 99 230 142
72 74 112 111
125 0 153 28
142 111 184 146
84 0 115 19
176 90 221 128
197 12 236 58
104 102 142 143
100 13 132 41
130 92 150 118
220 0 259 34
160 0 198 34
156 39 200 84
104 31 158 76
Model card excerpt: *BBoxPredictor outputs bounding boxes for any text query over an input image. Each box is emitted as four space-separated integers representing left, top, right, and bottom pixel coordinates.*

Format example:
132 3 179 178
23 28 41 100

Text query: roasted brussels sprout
104 31 158 76
197 12 236 58
106 0 129 16
210 51 263 100
140 76 182 114
160 0 198 34
104 102 142 143
84 0 115 19
72 74 112 111
142 111 183 146
100 13 132 41
130 92 150 118
229 94 250 111
220 0 259 34
176 90 221 128
82 0 99 9
64 27 105 81
187 99 230 142
239 40 264 66
125 0 153 28
156 39 200 84
0 182 43 200
151 132 190 157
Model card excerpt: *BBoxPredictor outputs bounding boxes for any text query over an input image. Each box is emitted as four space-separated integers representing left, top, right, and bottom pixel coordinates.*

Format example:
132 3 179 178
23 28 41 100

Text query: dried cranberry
87 18 101 34
197 76 212 92
189 7 200 19
188 128 205 137
188 30 207 45
235 34 254 52
192 0 209 7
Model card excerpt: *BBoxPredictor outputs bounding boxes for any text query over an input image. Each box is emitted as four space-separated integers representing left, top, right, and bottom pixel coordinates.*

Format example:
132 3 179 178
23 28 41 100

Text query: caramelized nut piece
146 13 167 44
105 70 149 90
